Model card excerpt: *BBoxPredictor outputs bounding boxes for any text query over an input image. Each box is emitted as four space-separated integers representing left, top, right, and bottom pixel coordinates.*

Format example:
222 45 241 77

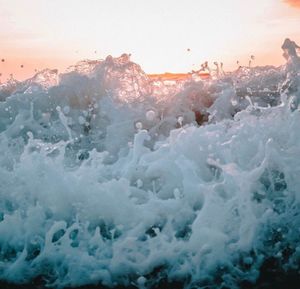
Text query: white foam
0 39 299 288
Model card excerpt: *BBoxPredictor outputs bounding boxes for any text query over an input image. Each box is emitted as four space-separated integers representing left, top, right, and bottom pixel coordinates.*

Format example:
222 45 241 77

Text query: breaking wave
0 39 300 288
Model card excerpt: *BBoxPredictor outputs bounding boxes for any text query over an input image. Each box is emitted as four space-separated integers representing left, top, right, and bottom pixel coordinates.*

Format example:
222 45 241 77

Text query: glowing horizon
0 0 300 81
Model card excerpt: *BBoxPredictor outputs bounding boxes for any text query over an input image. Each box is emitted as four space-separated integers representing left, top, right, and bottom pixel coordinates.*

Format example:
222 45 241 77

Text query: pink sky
284 0 300 8
0 0 300 81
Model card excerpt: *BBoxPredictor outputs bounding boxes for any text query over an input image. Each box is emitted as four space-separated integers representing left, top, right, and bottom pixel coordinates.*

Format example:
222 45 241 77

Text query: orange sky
0 0 300 81
284 0 300 8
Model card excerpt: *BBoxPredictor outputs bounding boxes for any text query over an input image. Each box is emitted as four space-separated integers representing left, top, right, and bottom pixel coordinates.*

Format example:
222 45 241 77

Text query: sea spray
0 40 299 288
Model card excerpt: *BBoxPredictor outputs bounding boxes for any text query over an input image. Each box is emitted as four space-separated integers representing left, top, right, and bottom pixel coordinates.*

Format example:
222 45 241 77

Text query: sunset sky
0 0 299 81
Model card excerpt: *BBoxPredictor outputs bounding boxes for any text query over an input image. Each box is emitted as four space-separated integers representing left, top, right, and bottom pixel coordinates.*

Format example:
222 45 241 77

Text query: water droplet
231 99 238 106
177 116 184 126
146 110 156 121
135 121 143 130
137 276 147 286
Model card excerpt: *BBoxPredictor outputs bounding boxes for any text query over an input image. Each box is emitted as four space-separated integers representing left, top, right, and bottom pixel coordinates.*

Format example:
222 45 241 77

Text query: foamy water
0 39 299 289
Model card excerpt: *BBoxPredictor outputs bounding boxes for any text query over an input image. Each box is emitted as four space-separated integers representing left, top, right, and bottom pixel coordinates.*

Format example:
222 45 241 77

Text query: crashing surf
0 39 299 289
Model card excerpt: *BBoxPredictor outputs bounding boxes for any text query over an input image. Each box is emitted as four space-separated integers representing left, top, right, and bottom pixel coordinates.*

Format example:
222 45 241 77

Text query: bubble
137 276 146 287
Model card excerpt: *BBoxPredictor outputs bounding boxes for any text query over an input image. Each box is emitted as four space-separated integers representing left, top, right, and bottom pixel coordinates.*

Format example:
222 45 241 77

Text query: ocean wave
0 39 299 289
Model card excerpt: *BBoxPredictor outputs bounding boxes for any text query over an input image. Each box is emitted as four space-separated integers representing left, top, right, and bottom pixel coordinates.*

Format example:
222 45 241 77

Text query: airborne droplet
135 121 143 130
146 110 156 121
177 116 184 126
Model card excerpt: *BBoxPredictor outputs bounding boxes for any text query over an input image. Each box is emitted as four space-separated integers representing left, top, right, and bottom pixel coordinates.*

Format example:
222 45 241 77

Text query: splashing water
0 40 300 289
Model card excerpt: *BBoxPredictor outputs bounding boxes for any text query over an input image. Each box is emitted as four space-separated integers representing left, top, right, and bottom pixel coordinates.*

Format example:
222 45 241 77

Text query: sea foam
0 40 299 288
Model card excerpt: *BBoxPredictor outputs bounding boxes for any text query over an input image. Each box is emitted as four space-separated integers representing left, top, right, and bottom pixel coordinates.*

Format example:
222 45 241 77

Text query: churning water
0 39 299 289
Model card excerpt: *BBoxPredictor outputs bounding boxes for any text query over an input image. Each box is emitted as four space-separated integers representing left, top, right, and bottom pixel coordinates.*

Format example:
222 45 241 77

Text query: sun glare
0 0 299 80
